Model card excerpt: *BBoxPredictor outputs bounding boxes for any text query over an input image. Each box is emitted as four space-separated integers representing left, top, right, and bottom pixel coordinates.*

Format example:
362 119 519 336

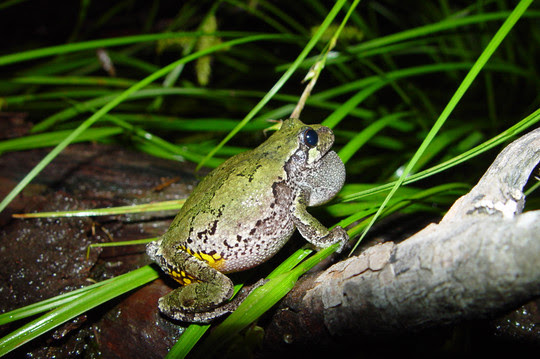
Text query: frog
146 118 348 323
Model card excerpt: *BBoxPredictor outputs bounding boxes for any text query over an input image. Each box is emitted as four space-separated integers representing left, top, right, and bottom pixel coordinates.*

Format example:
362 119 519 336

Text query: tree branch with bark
264 128 540 350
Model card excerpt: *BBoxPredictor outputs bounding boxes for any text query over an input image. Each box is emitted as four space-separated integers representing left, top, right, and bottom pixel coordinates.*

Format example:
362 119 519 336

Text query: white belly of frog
217 216 296 273
147 118 349 323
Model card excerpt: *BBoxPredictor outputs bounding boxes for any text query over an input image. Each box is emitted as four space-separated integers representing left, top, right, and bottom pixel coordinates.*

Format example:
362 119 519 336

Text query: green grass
0 0 538 357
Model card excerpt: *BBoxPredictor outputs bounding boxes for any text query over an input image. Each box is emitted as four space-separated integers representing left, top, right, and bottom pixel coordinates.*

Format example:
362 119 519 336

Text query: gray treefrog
146 118 348 323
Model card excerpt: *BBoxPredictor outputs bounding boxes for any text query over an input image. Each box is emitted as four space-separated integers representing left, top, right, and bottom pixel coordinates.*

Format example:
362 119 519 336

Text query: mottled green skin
147 118 348 323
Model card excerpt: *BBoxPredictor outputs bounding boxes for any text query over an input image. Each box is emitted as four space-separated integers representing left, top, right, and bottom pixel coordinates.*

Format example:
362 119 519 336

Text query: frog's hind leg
166 278 267 323
156 250 236 323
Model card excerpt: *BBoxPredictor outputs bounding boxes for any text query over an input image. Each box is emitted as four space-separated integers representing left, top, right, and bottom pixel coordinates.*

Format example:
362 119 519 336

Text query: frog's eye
302 128 318 147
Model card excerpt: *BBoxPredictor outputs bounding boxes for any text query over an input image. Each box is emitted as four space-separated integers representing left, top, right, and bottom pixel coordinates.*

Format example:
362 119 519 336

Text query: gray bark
264 128 540 348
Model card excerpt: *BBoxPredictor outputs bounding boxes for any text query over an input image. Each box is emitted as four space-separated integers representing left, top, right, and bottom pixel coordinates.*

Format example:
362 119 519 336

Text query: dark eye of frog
302 128 318 148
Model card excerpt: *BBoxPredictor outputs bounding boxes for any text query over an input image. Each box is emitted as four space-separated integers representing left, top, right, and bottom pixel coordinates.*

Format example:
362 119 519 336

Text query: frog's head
275 118 345 206
275 118 335 165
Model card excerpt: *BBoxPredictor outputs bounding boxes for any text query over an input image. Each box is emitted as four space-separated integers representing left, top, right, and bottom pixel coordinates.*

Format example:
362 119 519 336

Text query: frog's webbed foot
325 225 349 253
158 290 232 323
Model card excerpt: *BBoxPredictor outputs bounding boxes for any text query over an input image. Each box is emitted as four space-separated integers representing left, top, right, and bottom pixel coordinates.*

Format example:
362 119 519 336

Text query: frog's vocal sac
146 118 349 323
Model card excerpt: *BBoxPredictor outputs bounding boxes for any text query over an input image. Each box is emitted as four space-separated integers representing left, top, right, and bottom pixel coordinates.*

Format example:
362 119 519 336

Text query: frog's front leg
149 244 235 323
291 192 349 252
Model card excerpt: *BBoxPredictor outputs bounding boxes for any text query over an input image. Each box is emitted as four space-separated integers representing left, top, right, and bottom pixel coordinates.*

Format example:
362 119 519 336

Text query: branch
264 128 540 349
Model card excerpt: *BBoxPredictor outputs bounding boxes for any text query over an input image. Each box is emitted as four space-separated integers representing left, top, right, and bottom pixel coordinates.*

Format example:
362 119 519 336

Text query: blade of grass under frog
0 265 159 357
86 238 156 258
166 247 313 359
265 247 313 279
13 199 185 218
195 244 339 358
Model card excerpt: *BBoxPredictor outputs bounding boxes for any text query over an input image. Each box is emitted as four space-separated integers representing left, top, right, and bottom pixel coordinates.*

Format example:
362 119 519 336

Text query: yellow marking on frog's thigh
180 244 225 266
180 245 194 256
193 252 204 261
169 270 184 282
199 252 214 263
197 251 225 269
168 269 200 286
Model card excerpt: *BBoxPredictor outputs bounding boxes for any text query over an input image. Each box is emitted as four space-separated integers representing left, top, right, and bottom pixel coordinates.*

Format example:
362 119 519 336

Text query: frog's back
161 149 296 273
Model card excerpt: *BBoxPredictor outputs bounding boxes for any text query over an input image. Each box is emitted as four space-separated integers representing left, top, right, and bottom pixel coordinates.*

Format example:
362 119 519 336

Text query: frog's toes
331 226 349 253
159 299 235 324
